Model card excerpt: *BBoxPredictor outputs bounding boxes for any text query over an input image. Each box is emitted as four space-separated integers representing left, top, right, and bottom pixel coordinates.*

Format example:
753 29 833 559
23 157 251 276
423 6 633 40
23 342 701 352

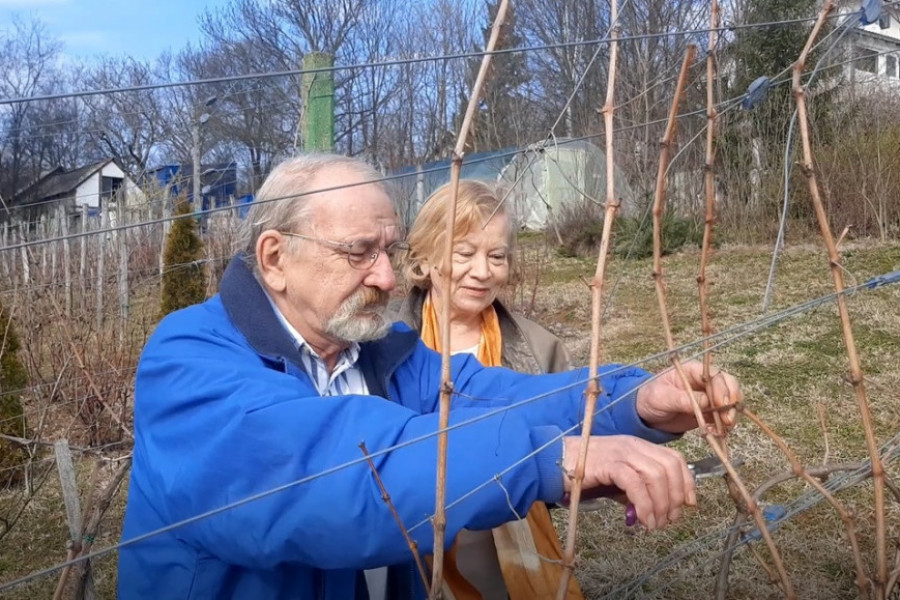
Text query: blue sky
0 0 229 62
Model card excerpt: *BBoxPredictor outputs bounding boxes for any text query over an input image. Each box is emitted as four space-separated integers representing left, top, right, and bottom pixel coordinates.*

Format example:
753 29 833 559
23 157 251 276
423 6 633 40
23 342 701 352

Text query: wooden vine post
649 45 796 599
556 1 621 597
698 0 725 440
431 1 510 596
791 1 888 596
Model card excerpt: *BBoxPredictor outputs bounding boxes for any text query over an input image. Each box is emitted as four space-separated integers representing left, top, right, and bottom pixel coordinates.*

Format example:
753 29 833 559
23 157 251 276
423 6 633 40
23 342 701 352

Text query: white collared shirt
262 290 369 396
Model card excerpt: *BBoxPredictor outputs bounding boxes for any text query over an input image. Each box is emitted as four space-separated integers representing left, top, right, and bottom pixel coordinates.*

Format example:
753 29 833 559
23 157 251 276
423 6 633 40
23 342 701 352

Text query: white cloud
60 29 109 49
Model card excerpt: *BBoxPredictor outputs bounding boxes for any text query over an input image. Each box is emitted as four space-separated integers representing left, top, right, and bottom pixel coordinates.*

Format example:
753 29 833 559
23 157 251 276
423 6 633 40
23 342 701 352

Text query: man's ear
256 230 289 293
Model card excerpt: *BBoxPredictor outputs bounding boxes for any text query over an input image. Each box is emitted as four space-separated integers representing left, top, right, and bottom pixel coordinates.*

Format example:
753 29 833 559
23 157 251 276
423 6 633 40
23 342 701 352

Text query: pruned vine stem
790 1 888 596
555 2 621 598
649 44 796 599
432 1 510 596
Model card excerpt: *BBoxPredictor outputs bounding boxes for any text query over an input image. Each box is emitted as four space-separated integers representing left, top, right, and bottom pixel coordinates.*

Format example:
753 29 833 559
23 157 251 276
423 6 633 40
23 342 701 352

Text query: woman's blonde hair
404 179 514 289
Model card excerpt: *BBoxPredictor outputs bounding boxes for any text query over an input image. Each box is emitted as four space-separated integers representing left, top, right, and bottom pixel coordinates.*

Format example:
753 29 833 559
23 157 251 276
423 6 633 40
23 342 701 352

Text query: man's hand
562 435 696 530
636 360 742 434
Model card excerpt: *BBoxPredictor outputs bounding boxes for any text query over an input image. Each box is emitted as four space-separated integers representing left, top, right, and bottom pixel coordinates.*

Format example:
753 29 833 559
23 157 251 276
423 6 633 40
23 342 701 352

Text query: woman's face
428 212 510 321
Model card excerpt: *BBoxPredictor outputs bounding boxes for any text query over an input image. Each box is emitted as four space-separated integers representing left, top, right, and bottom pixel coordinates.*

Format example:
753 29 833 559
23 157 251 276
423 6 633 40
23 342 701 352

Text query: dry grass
515 239 900 599
1 239 899 598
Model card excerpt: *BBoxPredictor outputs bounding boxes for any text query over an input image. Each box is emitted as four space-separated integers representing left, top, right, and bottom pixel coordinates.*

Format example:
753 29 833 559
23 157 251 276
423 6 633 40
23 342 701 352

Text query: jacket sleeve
395 338 676 446
130 313 564 572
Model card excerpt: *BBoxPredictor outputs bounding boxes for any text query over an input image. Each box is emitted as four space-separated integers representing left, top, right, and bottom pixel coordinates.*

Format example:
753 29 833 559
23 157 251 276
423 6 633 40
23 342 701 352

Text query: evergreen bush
0 299 29 485
160 199 207 317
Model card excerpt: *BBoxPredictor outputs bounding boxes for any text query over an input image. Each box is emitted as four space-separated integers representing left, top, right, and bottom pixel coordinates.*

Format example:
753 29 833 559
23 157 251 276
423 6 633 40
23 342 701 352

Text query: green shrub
553 200 605 259
613 210 703 259
554 207 702 260
160 199 207 318
0 299 29 485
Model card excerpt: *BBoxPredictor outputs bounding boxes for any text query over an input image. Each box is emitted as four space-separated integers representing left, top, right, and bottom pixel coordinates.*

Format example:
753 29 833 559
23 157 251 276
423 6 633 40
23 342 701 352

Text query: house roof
19 159 112 204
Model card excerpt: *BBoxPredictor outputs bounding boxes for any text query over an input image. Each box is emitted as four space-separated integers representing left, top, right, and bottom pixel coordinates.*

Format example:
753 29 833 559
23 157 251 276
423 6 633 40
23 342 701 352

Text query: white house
14 159 146 225
839 1 900 88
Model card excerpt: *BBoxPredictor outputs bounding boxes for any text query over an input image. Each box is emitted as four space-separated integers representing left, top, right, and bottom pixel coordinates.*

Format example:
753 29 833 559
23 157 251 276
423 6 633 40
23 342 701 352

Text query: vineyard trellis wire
1 0 900 598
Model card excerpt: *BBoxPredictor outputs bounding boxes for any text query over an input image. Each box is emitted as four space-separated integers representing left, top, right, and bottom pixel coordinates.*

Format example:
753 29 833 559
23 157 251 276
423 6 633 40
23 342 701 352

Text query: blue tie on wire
863 269 900 290
740 504 788 543
742 76 771 110
860 0 883 26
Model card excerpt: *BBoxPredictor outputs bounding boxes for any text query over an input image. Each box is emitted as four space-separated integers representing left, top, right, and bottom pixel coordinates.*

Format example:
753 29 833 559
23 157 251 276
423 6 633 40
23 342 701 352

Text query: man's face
274 165 400 347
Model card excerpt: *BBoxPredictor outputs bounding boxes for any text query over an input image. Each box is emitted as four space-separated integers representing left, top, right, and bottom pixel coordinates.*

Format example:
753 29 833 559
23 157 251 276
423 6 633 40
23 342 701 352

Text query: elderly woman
397 180 582 600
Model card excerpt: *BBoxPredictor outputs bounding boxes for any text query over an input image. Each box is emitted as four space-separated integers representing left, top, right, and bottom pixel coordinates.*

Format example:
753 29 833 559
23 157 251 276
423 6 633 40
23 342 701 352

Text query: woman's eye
490 254 507 261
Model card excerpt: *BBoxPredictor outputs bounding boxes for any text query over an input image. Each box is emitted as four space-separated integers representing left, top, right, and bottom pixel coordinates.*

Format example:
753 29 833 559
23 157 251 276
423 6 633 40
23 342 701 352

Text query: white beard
325 287 391 342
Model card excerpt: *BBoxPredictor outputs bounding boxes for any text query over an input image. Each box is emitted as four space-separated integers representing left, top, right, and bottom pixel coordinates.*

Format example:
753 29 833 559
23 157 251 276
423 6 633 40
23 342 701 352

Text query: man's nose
364 251 396 291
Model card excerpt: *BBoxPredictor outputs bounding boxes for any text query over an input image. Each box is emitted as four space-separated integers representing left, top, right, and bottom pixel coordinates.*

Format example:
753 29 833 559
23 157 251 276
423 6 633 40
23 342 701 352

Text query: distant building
12 159 146 226
146 163 238 214
390 140 637 231
840 1 900 89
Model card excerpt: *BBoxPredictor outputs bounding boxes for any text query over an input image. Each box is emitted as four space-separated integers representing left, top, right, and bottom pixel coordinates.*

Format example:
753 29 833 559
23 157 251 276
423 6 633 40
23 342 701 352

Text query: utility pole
191 121 202 209
301 52 335 151
191 96 218 215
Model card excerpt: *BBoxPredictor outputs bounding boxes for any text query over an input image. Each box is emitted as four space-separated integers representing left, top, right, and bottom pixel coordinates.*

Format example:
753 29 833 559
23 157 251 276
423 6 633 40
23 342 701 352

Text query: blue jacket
118 255 672 599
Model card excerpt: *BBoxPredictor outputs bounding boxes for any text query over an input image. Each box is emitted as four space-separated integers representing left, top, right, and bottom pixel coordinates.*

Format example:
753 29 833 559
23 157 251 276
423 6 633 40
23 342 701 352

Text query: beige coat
394 286 571 376
393 286 580 600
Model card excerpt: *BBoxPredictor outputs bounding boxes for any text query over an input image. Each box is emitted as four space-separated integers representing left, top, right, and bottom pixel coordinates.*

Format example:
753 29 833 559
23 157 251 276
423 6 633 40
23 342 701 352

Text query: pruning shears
573 454 745 526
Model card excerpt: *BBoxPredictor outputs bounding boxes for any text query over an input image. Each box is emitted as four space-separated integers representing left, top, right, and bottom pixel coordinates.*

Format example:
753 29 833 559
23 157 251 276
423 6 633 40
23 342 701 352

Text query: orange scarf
420 290 583 599
420 291 502 367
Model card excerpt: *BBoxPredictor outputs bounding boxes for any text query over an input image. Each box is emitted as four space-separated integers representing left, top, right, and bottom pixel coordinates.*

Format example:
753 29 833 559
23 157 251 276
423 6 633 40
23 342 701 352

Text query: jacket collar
220 253 303 364
220 253 420 397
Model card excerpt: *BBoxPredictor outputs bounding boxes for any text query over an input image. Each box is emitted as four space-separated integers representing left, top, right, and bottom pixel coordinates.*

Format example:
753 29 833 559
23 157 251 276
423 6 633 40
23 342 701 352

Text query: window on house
100 176 124 204
886 55 899 79
854 47 879 74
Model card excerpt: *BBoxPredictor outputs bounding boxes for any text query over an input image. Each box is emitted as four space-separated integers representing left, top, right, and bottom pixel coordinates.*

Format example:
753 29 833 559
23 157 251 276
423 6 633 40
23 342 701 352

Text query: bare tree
516 0 609 138
81 58 167 176
0 16 64 199
615 0 709 200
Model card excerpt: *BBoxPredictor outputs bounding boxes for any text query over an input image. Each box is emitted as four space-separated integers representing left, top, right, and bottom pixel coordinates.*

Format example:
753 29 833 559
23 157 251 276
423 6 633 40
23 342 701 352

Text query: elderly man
118 153 739 599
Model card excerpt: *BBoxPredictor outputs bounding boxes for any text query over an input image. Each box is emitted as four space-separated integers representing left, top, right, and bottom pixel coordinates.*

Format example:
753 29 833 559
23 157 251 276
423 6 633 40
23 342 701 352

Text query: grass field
518 240 900 599
1 240 898 599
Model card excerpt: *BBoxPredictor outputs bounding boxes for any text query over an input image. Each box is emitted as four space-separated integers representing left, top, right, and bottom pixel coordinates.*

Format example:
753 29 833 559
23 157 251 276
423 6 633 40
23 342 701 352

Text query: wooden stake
790 2 887 596
431 2 510 597
62 204 72 315
53 440 82 600
556 2 621 597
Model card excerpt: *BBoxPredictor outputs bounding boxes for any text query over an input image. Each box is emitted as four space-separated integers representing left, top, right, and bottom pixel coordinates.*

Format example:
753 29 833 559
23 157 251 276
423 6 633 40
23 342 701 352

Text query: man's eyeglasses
279 231 410 270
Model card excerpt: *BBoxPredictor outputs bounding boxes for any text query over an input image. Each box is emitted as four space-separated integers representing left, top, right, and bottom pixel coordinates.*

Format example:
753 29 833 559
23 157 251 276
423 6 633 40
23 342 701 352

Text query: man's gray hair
238 153 385 262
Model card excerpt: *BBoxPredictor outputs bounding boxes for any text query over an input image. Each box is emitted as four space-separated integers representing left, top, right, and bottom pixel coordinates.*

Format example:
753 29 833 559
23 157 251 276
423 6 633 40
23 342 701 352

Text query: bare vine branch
790 1 888 596
698 0 724 439
431 1 510 595
360 442 431 596
556 1 621 598
649 44 795 599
